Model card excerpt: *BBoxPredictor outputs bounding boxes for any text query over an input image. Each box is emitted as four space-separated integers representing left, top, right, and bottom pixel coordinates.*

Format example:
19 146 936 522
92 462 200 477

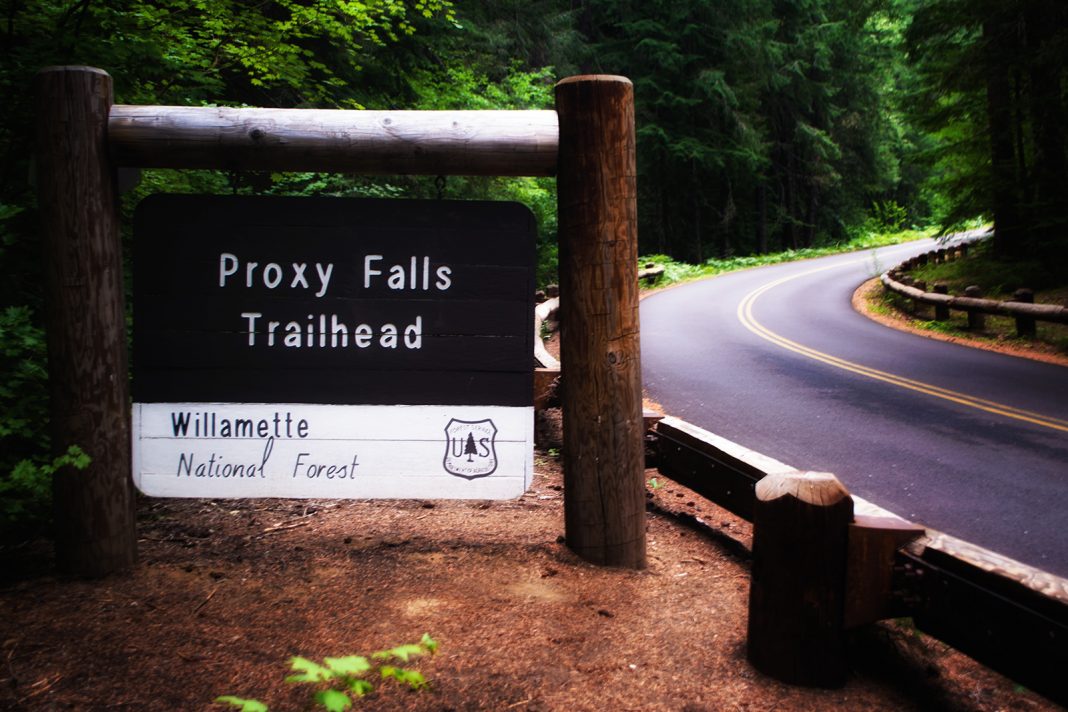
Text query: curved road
641 240 1068 577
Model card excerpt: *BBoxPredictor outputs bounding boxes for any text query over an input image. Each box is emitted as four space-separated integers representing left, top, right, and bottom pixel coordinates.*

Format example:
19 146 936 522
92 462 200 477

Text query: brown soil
1 334 1061 712
0 405 1060 711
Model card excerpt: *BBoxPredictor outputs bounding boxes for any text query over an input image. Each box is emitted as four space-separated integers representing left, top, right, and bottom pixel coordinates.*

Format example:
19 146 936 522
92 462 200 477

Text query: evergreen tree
579 0 911 260
905 0 1068 271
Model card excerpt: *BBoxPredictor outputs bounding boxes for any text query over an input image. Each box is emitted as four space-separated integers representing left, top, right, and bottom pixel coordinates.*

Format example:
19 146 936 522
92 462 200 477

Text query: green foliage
2 0 456 109
0 305 61 533
0 307 47 443
214 698 269 712
909 241 1059 296
866 200 909 233
1 445 91 531
579 0 922 261
404 58 559 286
409 62 555 110
904 0 1068 272
641 228 932 289
215 634 437 711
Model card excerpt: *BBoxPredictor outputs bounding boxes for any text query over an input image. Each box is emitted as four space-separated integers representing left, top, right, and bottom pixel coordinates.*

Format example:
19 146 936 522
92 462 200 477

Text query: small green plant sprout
214 698 267 712
647 477 663 490
215 634 437 712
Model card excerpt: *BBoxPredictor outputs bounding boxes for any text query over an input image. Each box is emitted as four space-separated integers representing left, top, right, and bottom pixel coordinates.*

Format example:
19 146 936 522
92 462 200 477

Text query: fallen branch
193 587 218 615
262 520 311 534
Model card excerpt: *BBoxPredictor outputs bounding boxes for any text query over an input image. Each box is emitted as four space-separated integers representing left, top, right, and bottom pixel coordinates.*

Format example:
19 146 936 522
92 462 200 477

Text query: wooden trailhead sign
38 67 645 575
131 195 535 500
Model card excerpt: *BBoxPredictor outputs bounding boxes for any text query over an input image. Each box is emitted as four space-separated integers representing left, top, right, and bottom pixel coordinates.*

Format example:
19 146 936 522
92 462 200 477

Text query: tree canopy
905 0 1068 271
1 0 1065 532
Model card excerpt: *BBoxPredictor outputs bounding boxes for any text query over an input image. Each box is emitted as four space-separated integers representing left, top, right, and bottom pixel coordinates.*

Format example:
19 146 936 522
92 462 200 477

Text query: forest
1 0 1066 530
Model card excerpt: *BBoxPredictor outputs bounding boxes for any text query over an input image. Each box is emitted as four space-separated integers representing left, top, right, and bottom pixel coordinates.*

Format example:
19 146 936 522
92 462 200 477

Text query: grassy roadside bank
872 236 1066 361
638 228 934 290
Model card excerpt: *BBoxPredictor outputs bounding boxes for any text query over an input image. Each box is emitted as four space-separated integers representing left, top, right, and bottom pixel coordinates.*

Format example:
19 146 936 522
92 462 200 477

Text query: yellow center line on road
736 259 1068 434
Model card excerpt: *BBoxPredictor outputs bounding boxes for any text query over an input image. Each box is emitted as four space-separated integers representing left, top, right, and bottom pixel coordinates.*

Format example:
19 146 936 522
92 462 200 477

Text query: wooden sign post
35 67 137 576
556 77 646 569
35 66 646 574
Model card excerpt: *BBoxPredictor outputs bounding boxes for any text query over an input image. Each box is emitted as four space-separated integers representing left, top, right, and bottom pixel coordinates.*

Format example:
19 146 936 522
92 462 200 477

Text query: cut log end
755 470 850 507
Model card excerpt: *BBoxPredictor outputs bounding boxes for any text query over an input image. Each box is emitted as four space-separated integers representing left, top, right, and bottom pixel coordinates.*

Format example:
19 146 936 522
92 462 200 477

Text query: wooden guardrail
637 262 665 284
533 295 561 410
652 415 1068 705
881 236 1068 333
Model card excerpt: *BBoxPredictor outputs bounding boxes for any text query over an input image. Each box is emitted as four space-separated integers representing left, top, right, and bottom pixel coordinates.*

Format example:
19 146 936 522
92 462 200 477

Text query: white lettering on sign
362 255 452 291
219 253 336 297
238 313 423 349
132 403 533 500
219 252 452 351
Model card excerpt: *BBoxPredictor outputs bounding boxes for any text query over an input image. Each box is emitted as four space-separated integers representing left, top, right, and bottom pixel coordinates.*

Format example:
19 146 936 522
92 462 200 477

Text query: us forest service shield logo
443 418 498 480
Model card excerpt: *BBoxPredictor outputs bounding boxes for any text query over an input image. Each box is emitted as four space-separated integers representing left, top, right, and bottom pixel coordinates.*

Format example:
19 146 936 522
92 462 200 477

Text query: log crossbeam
108 105 560 177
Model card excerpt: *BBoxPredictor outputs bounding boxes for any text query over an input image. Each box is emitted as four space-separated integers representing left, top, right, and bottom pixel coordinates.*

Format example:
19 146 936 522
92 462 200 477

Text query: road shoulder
853 278 1068 368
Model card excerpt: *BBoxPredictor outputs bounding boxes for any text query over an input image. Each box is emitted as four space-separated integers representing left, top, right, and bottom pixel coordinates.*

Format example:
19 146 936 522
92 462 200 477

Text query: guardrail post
1012 288 1036 337
913 280 927 315
964 285 985 330
747 471 853 687
35 66 137 576
555 75 646 569
933 283 950 320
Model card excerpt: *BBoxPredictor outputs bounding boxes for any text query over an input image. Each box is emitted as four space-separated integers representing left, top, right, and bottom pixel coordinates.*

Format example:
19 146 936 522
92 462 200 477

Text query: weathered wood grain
35 66 137 576
845 515 924 627
109 105 559 176
900 532 1068 706
555 76 646 569
747 471 853 687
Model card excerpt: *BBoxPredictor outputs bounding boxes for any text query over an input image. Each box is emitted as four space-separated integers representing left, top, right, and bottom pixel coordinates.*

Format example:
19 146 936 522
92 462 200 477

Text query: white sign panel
132 403 533 499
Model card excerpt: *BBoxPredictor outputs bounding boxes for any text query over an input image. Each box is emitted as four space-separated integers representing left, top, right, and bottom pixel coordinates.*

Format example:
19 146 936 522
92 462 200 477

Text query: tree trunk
1025 1 1068 261
803 186 818 248
984 18 1025 260
756 182 768 254
784 152 799 250
1011 72 1030 204
720 181 735 258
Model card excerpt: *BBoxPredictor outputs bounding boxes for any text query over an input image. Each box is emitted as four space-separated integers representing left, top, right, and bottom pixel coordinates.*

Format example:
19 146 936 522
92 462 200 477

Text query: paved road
641 240 1068 577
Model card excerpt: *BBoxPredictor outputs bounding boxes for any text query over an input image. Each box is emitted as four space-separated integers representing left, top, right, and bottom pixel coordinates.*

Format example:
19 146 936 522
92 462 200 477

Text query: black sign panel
133 195 535 406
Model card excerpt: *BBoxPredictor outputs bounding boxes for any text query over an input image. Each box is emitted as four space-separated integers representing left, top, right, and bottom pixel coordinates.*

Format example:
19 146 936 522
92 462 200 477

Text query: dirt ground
0 421 1060 711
